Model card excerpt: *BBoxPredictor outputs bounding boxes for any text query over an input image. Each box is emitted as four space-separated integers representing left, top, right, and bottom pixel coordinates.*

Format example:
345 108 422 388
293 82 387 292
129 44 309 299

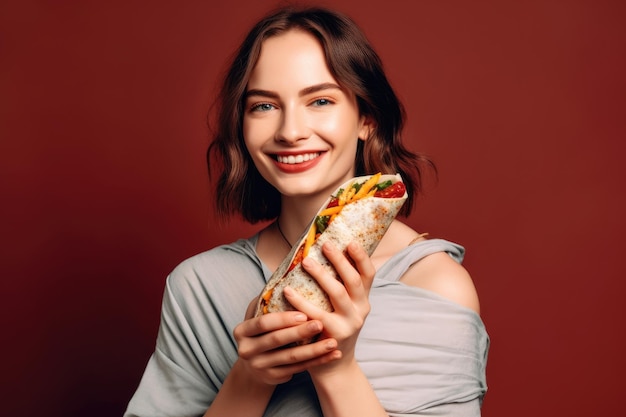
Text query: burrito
255 173 407 318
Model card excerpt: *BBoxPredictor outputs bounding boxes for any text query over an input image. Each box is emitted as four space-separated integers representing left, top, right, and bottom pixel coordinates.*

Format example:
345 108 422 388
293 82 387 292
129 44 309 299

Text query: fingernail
294 313 307 322
325 339 337 349
349 241 361 252
308 321 321 332
302 257 313 268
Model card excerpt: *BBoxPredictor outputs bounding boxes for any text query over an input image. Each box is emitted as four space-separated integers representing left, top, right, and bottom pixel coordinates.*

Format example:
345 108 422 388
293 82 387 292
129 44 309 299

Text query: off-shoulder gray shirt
125 237 489 417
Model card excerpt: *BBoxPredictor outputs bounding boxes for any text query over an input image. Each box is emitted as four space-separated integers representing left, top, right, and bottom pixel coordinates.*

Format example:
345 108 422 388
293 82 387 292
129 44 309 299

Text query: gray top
125 236 489 417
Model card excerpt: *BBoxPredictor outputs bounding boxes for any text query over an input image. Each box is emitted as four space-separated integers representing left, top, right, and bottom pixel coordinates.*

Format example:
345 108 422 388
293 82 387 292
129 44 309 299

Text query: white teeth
277 152 319 164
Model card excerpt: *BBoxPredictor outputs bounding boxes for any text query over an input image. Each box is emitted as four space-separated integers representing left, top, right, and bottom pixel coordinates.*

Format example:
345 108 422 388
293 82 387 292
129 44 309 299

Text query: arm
285 241 388 417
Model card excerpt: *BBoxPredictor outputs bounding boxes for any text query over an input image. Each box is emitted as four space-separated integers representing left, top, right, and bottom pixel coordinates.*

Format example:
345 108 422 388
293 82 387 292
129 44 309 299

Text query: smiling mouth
275 152 321 165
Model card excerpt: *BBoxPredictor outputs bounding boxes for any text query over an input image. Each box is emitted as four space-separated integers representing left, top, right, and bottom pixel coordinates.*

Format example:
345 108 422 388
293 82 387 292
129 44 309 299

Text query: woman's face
242 29 370 202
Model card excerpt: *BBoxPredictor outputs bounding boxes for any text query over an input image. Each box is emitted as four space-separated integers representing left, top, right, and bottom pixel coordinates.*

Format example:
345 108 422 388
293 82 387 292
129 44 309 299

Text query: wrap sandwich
255 173 408 319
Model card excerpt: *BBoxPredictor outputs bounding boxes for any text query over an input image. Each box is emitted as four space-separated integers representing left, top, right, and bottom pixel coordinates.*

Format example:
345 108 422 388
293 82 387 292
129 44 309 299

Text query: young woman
125 7 488 417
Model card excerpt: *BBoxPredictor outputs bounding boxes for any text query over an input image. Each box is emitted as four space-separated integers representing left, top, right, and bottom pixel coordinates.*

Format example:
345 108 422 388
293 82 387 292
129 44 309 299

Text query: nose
275 106 310 144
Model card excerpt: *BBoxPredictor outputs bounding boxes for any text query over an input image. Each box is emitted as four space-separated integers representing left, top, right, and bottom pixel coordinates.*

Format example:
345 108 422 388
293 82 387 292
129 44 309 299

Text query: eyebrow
245 82 342 99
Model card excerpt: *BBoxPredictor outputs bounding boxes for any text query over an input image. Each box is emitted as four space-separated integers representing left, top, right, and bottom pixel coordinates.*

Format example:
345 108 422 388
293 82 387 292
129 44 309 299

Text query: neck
277 193 329 244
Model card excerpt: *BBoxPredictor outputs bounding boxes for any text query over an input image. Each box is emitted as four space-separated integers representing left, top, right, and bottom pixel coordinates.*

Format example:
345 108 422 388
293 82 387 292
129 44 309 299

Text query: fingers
322 241 375 293
299 241 375 313
235 312 315 351
281 285 325 319
234 312 341 384
247 337 339 371
249 338 340 385
345 241 376 292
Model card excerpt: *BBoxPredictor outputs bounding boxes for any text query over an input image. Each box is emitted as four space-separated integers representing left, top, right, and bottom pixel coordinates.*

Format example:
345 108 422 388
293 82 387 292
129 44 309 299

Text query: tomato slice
374 182 406 198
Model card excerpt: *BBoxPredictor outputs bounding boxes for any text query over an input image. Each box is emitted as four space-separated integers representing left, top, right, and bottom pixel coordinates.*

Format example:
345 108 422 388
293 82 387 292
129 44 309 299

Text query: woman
125 7 488 417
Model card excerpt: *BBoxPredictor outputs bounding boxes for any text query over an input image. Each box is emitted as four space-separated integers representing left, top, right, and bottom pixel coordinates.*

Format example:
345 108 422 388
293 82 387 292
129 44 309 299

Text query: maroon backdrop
2 1 624 416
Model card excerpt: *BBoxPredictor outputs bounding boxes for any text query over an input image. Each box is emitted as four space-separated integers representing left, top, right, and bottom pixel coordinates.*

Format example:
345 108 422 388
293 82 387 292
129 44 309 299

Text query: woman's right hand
232 298 341 385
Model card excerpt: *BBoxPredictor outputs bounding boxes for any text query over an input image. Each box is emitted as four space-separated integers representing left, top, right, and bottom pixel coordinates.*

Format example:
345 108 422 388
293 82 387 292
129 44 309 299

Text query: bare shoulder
401 250 481 314
371 221 426 269
372 221 480 314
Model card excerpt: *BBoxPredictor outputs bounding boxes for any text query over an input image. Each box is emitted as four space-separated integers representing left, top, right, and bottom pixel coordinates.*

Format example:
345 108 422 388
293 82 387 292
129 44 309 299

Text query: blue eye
251 103 275 112
312 98 332 106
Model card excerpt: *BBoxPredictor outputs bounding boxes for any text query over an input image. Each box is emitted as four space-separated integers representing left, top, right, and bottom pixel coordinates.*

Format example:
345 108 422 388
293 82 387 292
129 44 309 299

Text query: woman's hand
232 298 341 386
284 241 376 376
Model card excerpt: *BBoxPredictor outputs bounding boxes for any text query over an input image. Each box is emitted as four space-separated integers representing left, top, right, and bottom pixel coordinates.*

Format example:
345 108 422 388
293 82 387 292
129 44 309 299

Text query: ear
358 116 375 141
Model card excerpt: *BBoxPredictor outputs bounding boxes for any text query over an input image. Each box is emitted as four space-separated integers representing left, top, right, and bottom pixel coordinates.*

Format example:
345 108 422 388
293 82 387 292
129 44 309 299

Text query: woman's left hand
283 240 376 375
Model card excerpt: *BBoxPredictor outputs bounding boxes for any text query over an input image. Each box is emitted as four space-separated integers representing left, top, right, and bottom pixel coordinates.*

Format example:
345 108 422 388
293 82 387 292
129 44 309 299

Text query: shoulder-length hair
207 6 435 223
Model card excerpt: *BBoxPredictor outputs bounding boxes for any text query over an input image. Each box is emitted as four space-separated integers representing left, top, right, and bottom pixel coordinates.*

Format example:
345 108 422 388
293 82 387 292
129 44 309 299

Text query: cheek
243 116 277 149
316 114 361 144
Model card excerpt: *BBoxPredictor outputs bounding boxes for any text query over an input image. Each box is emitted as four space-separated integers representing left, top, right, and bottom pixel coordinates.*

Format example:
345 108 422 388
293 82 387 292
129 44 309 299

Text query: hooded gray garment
124 236 489 417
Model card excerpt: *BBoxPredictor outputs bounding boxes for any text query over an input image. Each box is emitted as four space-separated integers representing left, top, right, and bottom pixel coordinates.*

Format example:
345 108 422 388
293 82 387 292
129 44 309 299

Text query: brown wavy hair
207 6 435 223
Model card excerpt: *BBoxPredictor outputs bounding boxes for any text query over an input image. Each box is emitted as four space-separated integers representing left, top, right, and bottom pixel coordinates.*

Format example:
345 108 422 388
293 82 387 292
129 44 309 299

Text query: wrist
309 358 387 417
230 359 276 396
204 360 276 417
308 356 359 386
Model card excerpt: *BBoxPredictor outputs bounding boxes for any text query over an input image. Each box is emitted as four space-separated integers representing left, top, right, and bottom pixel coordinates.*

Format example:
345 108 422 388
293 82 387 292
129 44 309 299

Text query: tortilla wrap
255 173 407 318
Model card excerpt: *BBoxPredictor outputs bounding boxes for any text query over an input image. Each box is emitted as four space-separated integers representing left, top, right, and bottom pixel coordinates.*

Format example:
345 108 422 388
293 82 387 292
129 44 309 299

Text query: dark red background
2 1 624 416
